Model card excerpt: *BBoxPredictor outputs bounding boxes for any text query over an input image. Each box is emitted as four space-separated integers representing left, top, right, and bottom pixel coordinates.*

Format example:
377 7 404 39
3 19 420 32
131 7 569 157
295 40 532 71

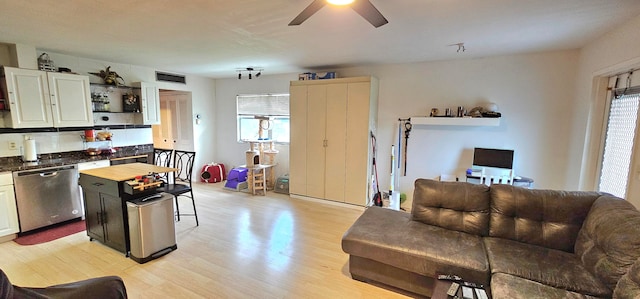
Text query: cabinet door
47 72 93 127
101 193 126 252
138 82 160 125
324 83 348 202
0 184 19 237
306 85 327 199
289 85 308 196
344 82 372 205
2 67 53 128
83 190 105 241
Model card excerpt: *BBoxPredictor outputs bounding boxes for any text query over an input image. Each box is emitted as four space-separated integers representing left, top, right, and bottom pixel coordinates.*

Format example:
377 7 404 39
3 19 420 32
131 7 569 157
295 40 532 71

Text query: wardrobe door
345 82 372 205
306 85 327 199
324 83 348 202
289 85 308 196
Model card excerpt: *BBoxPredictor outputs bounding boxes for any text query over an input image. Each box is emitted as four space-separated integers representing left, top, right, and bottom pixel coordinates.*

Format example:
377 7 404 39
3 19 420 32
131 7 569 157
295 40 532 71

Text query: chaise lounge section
341 179 640 298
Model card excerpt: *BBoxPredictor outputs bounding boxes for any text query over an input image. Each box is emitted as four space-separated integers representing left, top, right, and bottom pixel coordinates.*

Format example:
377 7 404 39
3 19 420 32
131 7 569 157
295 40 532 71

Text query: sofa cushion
485 237 611 297
613 257 640 299
489 185 600 252
411 179 491 236
491 273 603 299
342 207 490 286
574 195 640 292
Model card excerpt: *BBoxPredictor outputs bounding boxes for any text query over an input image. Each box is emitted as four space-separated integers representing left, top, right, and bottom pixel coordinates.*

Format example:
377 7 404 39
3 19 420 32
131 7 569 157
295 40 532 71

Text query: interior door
153 92 194 151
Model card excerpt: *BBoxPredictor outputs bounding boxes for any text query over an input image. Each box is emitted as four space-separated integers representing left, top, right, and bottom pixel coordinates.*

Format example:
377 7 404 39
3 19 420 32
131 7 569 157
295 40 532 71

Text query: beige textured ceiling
1 0 640 78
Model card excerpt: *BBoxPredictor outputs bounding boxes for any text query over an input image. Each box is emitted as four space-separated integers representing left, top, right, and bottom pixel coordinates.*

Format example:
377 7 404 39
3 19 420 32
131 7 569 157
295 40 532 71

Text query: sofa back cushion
489 185 600 252
575 195 640 292
411 179 491 236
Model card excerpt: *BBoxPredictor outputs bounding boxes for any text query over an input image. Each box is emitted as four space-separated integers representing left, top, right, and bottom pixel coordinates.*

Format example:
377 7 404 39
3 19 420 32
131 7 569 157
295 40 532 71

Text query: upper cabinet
1 66 93 128
132 81 160 125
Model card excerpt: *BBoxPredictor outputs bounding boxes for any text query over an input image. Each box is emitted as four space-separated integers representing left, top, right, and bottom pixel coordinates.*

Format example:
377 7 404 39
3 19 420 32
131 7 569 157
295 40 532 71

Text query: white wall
337 52 579 207
213 51 580 208
570 14 640 206
214 73 296 179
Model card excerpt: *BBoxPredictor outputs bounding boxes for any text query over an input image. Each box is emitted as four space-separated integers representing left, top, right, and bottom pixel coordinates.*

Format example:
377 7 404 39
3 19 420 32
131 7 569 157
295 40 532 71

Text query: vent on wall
156 71 186 84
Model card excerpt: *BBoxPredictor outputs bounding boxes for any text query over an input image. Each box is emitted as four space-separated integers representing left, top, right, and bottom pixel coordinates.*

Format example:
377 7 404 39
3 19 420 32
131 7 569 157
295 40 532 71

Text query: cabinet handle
92 182 104 187
96 212 102 225
102 212 107 224
323 140 328 147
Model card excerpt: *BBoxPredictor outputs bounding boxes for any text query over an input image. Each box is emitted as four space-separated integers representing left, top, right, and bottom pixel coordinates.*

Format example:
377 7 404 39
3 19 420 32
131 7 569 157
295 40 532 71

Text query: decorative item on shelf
91 92 110 112
37 53 56 71
237 67 263 80
298 71 337 80
84 129 95 142
89 66 125 86
430 108 439 117
122 92 140 112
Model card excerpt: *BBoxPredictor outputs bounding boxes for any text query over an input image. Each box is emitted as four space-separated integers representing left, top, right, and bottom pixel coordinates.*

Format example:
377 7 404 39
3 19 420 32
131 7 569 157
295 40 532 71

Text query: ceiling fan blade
289 0 327 26
350 0 388 28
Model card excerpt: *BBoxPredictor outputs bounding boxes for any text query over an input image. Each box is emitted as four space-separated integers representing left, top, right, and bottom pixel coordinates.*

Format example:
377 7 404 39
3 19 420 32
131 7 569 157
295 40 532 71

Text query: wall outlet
8 141 17 150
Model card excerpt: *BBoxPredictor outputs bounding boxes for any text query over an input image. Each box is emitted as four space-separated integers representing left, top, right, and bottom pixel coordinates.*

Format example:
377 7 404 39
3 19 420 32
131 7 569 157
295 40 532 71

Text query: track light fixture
236 67 264 80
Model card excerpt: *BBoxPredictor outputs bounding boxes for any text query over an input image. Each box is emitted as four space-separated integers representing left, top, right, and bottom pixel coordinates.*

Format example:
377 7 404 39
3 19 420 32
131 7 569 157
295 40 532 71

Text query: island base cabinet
81 176 128 254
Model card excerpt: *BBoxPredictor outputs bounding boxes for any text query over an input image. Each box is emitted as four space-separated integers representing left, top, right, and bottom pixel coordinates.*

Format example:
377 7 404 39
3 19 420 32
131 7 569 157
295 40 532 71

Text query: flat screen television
472 148 514 169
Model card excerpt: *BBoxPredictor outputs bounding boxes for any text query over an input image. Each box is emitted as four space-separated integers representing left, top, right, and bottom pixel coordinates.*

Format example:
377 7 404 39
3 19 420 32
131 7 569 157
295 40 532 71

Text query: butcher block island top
80 162 177 182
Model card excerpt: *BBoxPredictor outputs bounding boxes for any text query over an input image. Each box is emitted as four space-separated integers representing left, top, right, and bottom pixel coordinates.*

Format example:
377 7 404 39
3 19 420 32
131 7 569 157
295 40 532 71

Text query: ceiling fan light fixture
327 0 355 5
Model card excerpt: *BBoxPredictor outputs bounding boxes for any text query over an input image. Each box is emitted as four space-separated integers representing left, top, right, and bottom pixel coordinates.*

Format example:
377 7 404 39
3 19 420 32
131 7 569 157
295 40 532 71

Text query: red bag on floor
200 163 226 183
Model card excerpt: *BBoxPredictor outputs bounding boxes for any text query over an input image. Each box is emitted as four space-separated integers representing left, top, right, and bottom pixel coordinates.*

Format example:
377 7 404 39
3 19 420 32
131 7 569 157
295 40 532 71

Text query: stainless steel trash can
127 193 177 263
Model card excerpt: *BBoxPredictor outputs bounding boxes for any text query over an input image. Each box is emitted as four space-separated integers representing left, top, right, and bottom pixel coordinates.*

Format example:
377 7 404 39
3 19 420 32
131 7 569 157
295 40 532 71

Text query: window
237 94 290 143
598 91 640 198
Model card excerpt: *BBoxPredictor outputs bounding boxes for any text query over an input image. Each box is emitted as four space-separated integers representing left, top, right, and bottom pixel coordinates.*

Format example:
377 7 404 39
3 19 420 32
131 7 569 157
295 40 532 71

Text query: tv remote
438 274 463 281
447 282 460 297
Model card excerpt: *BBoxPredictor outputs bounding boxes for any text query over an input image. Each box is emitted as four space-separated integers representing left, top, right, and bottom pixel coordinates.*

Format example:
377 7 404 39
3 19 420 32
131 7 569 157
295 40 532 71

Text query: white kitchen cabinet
0 172 19 240
1 66 93 128
289 76 378 206
132 81 160 125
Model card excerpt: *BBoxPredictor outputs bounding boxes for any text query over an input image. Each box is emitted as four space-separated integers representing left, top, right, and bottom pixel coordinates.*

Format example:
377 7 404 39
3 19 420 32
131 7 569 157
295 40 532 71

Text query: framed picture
123 94 140 112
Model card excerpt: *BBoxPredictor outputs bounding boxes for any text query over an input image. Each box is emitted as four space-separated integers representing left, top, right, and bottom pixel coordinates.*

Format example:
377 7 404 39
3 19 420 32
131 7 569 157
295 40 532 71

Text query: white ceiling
1 0 640 79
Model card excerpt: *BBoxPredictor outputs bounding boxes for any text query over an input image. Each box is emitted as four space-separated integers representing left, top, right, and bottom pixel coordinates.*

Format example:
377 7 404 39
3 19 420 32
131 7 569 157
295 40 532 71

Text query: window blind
237 94 289 116
599 92 640 198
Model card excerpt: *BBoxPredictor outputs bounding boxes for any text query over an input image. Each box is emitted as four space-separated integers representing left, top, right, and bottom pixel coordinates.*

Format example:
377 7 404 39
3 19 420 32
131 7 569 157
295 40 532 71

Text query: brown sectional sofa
341 179 640 298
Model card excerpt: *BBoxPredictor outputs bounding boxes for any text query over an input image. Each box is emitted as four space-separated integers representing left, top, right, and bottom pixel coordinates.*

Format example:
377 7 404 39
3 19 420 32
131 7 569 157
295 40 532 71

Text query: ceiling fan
289 0 388 28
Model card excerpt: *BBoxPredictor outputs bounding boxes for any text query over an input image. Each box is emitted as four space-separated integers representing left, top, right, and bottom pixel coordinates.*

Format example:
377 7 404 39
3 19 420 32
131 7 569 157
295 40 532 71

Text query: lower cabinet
0 172 19 240
83 191 126 253
80 174 128 254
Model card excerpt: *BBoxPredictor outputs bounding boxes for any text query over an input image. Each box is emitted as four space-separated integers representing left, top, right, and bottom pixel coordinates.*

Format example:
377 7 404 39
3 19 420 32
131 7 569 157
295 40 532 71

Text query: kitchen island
79 163 176 255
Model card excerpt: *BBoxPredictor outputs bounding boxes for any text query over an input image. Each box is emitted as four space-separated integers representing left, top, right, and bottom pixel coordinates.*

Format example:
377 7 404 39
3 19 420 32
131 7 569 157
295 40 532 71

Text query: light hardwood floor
0 182 410 298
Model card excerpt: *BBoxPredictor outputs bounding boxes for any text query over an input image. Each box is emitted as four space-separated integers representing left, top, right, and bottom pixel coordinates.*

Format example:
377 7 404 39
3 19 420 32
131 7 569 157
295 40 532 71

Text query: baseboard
289 194 365 211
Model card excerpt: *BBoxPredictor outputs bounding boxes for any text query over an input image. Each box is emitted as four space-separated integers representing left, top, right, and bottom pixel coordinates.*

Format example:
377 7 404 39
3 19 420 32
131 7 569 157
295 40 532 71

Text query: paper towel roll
23 139 37 162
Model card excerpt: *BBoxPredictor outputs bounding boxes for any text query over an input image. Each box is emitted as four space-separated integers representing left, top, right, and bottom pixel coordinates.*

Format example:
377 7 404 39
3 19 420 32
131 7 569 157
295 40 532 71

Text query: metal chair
154 148 173 182
159 150 198 226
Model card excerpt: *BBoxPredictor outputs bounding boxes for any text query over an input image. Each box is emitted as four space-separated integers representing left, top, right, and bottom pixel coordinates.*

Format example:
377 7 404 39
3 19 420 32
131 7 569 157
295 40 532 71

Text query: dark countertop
0 144 154 172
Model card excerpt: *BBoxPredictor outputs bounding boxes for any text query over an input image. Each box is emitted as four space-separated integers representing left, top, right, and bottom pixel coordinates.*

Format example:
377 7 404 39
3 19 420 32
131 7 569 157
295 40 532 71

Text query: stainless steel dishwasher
13 165 83 232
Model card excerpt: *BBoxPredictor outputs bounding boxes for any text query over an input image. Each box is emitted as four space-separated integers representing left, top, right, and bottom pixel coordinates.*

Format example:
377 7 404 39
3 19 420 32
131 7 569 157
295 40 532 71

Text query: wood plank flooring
0 183 410 298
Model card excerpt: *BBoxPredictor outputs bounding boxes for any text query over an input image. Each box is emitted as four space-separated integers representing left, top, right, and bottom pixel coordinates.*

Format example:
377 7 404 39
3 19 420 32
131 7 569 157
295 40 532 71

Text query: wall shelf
411 117 500 127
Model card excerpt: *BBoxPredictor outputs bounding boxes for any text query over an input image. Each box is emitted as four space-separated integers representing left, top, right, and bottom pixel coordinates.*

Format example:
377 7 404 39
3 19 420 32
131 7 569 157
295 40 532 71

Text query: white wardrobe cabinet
289 76 378 206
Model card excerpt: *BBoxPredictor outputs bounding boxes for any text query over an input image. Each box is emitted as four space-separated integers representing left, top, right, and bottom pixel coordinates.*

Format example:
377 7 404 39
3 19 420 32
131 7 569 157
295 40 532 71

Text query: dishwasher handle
39 171 58 178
